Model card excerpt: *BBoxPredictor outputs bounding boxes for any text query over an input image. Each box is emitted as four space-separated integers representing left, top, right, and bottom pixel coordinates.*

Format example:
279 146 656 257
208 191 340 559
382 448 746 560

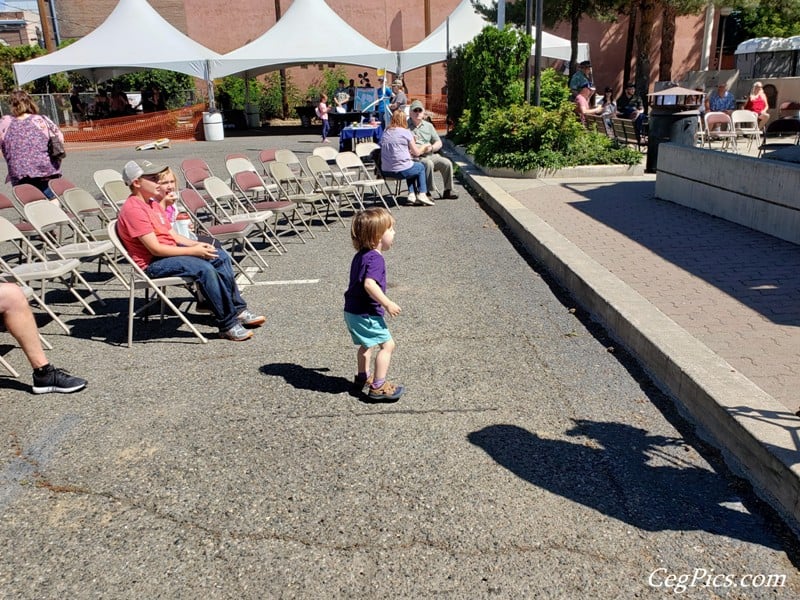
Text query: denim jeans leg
208 248 247 317
399 162 427 194
145 255 242 331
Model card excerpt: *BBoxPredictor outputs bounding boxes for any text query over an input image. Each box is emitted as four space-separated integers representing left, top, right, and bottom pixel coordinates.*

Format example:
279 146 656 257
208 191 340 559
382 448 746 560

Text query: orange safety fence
409 94 449 131
62 104 205 144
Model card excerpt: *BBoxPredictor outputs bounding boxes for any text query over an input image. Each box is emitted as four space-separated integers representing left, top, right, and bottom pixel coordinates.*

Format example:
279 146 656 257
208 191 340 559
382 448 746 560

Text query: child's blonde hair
351 207 394 251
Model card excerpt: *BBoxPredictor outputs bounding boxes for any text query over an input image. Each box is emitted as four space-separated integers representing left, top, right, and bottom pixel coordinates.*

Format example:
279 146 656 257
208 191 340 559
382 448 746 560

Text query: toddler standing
344 208 404 401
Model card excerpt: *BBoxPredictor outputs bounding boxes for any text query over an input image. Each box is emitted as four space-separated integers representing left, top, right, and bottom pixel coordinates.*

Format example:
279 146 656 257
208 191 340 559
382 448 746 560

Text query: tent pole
206 61 216 111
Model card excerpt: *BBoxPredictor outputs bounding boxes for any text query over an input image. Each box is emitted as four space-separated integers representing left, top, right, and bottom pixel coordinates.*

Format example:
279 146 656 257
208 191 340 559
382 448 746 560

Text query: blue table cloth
339 124 383 152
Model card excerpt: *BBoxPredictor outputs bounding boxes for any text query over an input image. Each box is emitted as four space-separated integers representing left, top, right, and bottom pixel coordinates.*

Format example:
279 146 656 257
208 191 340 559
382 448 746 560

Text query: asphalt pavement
1 129 799 598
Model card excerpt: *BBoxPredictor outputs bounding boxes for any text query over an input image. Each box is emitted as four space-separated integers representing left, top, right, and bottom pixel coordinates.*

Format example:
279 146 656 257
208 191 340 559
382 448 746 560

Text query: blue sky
0 1 38 12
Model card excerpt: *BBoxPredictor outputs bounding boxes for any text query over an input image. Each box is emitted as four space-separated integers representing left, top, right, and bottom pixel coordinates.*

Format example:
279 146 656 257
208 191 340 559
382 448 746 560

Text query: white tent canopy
397 0 589 73
13 0 221 85
211 0 396 79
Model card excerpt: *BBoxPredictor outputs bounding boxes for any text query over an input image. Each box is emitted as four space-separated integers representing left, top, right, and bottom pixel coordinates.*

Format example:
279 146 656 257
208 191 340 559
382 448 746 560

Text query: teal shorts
344 311 392 348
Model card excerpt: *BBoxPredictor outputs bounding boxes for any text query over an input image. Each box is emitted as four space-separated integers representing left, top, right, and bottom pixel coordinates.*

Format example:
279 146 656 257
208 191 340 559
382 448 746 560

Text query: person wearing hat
388 79 407 117
407 99 459 199
574 82 603 125
115 159 265 342
569 61 593 95
617 82 646 139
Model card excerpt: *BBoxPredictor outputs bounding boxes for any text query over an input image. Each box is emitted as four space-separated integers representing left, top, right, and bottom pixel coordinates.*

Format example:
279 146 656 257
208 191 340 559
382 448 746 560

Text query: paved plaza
1 131 799 598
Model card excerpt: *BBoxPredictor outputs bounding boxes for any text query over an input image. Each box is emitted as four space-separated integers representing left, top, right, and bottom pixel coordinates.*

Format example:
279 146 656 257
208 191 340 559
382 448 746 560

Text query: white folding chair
335 151 394 210
704 111 738 152
23 200 128 289
0 216 94 327
107 220 208 347
730 109 762 152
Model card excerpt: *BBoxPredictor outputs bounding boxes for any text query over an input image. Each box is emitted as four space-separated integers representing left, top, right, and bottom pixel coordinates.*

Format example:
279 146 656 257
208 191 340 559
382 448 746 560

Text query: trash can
646 108 698 173
202 111 224 141
245 103 260 128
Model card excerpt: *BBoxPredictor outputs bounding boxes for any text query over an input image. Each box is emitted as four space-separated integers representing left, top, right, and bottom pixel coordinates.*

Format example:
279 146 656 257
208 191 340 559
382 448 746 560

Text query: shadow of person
467 421 783 550
260 363 351 395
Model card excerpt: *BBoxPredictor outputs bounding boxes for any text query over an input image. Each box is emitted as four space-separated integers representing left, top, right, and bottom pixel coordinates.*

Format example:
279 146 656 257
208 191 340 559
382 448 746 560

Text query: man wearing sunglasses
407 100 459 200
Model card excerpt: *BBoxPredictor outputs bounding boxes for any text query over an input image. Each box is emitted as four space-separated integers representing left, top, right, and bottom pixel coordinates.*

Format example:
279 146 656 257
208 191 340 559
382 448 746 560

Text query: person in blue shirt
705 82 735 113
377 76 393 127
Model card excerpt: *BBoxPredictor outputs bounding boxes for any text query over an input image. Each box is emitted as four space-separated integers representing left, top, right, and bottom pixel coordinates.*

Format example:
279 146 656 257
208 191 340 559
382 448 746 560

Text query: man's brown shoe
441 189 459 199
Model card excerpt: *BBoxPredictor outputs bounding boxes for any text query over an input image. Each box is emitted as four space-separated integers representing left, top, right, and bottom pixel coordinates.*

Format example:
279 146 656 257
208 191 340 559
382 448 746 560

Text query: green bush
469 103 641 171
538 68 571 111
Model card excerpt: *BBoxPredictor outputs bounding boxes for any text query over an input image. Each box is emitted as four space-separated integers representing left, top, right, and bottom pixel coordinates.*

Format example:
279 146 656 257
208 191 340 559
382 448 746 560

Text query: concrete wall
655 144 800 246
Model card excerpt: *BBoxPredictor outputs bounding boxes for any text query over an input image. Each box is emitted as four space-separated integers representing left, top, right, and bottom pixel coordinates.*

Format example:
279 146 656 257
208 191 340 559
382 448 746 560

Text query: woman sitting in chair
744 82 770 129
379 110 432 206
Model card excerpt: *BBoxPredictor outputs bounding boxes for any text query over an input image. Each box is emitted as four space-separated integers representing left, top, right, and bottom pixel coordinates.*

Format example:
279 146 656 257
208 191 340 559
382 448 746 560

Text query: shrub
469 103 641 171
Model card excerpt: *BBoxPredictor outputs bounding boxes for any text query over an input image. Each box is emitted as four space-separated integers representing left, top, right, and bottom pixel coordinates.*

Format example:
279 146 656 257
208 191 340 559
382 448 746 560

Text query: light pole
717 7 733 71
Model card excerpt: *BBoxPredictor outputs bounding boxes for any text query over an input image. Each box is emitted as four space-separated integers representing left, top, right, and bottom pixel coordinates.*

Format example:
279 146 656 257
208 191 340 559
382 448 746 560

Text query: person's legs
372 337 395 383
0 283 87 394
0 283 47 369
421 157 435 192
146 255 242 332
398 162 427 194
431 154 456 194
322 118 330 142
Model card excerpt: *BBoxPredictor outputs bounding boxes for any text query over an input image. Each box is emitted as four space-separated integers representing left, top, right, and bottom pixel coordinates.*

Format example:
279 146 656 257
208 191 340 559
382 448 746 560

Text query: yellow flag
376 68 386 77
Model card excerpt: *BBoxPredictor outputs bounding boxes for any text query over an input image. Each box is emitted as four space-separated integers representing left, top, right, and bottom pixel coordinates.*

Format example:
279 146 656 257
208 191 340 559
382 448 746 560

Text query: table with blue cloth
339 123 383 152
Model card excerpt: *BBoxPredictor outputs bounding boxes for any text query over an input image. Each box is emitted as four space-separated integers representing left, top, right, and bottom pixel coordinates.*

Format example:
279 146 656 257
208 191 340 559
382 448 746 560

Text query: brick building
0 10 40 47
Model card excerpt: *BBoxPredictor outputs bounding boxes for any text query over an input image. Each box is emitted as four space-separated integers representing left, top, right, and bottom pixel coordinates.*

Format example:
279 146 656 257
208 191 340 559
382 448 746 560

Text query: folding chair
93 169 125 212
202 176 283 255
0 284 54 378
312 145 339 164
730 109 762 153
226 156 278 199
335 151 394 209
258 149 278 177
758 118 800 157
0 216 97 325
231 170 310 247
305 154 362 222
61 187 115 241
12 183 51 210
23 200 128 289
180 157 213 192
269 161 335 235
703 112 738 152
47 177 77 205
0 192 36 240
179 188 269 278
107 220 208 347
275 149 315 186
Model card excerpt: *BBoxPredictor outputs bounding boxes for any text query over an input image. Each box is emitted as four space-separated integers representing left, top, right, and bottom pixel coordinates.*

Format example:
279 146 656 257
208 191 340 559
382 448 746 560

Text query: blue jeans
145 248 247 331
321 118 330 140
382 161 427 194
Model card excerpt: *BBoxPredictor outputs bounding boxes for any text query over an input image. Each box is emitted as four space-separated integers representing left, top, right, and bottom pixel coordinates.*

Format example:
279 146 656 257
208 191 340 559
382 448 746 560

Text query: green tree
0 45 45 93
458 25 532 133
733 0 800 38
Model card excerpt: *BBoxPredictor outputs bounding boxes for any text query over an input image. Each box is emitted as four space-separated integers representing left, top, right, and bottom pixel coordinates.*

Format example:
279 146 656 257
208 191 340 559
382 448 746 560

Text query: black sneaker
32 364 87 394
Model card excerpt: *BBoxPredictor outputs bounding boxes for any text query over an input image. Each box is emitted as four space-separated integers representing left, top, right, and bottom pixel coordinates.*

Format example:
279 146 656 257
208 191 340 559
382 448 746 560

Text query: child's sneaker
367 380 405 402
32 364 87 394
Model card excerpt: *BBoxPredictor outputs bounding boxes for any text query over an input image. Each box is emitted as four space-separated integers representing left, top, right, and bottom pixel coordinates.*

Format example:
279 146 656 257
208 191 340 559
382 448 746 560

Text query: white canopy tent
13 0 221 93
397 0 589 73
211 0 396 79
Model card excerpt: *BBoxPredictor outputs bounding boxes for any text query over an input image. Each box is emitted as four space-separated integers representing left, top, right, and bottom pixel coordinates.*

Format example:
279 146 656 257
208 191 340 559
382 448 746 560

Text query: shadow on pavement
468 421 792 552
562 181 800 327
260 362 351 394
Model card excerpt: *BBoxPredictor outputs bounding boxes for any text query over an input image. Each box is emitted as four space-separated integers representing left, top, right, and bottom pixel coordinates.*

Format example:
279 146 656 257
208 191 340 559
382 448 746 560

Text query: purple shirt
344 249 386 316
380 127 414 172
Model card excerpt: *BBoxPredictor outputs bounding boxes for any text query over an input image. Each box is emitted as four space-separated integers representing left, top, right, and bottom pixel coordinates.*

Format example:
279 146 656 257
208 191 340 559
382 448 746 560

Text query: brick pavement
487 174 800 412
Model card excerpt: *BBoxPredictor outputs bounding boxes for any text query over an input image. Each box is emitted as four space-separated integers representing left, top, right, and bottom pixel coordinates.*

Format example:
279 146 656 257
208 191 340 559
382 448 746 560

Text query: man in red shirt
116 160 264 341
